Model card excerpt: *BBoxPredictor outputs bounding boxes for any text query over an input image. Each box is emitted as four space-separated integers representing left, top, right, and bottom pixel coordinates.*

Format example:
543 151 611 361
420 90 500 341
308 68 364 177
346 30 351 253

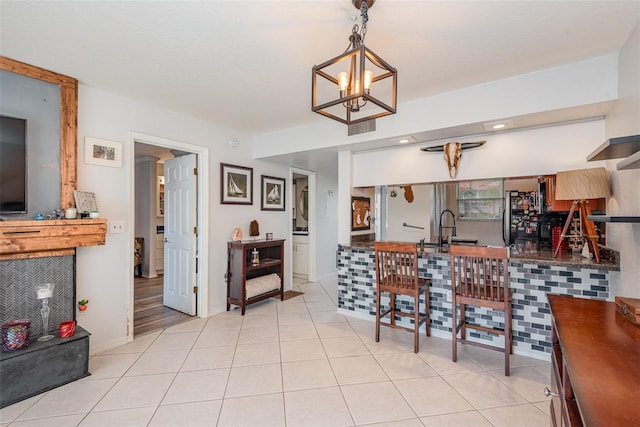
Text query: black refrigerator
503 191 540 246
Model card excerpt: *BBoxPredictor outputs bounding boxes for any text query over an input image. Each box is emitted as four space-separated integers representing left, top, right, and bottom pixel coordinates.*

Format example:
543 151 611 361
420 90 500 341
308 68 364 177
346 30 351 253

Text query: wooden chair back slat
375 241 419 292
449 245 509 302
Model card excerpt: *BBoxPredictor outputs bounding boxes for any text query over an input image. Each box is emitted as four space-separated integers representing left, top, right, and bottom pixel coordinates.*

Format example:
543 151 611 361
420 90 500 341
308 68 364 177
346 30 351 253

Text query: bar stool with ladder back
449 245 512 375
374 241 431 353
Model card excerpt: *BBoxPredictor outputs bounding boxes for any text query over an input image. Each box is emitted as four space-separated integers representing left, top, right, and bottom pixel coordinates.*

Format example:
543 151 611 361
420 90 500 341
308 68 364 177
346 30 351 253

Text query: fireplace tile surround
0 255 75 338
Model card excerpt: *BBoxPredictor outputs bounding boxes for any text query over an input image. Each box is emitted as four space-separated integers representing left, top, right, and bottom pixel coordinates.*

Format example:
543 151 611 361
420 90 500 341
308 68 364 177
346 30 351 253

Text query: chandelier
312 0 397 126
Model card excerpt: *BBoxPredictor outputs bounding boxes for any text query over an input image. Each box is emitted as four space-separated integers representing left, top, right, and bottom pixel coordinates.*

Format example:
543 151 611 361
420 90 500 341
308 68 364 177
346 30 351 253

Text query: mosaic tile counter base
337 246 610 359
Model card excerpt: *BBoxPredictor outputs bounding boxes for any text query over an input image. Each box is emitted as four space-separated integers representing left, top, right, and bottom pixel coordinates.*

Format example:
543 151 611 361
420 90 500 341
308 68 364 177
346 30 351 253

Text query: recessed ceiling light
483 119 514 132
390 136 416 144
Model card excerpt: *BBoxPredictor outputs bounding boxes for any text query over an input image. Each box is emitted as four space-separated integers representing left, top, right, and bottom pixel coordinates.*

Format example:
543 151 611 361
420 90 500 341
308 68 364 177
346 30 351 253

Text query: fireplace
0 219 106 408
0 255 75 337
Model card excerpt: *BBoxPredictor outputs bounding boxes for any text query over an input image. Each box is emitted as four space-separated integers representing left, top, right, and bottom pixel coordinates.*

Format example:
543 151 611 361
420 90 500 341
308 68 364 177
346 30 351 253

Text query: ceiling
1 0 639 143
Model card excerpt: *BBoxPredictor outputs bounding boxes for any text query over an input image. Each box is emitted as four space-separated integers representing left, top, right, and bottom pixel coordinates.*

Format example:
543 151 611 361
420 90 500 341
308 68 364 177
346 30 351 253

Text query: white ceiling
1 0 639 138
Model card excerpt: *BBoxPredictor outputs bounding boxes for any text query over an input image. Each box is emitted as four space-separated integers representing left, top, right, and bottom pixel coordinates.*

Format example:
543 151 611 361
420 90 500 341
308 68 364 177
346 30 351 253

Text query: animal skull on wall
444 142 462 179
420 141 486 178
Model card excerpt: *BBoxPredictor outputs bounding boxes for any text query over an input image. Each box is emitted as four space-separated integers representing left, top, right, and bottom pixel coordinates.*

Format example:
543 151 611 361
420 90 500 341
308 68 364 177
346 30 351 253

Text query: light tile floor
1 277 552 426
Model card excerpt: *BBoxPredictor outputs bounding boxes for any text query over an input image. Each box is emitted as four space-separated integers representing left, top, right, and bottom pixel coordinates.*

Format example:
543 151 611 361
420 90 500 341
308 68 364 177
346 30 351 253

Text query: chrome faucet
438 209 457 247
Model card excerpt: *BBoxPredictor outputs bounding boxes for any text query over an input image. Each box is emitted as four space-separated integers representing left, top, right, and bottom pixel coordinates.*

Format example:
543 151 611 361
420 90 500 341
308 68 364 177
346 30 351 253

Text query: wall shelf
0 218 107 259
616 150 640 170
587 215 640 223
587 134 640 161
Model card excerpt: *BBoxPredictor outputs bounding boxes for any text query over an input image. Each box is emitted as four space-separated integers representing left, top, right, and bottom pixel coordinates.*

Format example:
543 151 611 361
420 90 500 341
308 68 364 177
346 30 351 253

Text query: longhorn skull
420 141 486 178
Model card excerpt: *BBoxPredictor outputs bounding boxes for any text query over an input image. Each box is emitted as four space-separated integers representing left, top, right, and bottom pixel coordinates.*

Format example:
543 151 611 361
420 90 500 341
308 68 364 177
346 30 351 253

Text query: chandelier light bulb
363 70 373 92
337 72 349 92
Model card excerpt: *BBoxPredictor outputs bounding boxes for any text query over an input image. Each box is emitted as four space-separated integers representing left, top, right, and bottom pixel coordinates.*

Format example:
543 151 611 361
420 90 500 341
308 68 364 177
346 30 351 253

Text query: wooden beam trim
0 56 76 88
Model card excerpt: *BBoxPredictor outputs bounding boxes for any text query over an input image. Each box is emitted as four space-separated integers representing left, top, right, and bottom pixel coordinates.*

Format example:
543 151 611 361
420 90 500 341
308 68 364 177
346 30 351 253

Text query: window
457 179 503 221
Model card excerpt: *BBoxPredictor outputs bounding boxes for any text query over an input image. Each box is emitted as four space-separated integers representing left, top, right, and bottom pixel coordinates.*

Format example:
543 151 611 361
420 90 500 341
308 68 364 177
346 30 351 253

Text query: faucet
419 238 426 249
438 209 457 247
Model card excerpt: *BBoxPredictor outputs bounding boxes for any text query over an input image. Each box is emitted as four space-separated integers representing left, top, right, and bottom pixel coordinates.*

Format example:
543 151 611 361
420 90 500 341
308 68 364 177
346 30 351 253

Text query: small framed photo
84 137 122 167
261 175 285 211
73 190 98 213
220 163 253 205
265 232 273 241
352 196 371 231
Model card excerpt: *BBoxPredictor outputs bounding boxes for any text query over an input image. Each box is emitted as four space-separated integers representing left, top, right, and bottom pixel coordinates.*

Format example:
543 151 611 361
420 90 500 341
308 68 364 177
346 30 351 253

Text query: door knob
163 238 169 243
544 387 559 398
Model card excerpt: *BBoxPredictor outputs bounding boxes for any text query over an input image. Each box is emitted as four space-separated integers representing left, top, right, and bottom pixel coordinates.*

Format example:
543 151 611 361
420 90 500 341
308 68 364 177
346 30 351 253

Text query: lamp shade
555 167 610 200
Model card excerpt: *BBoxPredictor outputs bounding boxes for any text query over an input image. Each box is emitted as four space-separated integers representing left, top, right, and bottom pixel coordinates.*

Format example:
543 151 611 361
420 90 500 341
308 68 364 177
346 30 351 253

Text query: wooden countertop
548 295 640 426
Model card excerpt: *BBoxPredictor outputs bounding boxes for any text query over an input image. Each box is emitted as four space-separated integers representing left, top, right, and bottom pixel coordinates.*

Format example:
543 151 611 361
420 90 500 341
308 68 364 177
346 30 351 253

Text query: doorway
290 167 316 284
133 275 192 336
128 132 210 341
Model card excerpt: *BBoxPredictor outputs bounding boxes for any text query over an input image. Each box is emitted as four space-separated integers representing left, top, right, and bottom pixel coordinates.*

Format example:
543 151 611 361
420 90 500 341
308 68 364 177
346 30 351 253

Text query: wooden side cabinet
547 295 640 426
226 239 284 315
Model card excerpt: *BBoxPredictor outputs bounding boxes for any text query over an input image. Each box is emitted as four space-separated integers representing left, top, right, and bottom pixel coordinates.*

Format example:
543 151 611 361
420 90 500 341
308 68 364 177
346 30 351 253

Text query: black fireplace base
0 326 90 408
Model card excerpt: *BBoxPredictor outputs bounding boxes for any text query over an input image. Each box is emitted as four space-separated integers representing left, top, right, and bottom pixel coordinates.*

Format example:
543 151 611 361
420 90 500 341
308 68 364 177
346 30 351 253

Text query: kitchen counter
343 242 619 271
337 243 617 359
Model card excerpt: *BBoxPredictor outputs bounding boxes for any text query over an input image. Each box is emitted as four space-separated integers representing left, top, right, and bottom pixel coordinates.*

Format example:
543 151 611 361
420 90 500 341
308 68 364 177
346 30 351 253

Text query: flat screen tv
0 115 27 214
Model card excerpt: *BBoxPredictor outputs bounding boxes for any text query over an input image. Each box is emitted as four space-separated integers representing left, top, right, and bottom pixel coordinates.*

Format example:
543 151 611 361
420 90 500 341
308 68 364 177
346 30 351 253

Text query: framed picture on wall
352 196 371 231
261 175 285 211
84 137 122 168
220 163 253 205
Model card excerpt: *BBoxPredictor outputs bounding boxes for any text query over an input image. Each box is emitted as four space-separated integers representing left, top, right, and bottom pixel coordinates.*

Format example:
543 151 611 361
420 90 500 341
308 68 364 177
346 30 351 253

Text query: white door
163 154 197 315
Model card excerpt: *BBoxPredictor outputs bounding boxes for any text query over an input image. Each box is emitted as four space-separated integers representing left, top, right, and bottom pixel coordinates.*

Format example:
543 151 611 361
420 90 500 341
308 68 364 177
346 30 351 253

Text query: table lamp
553 167 610 262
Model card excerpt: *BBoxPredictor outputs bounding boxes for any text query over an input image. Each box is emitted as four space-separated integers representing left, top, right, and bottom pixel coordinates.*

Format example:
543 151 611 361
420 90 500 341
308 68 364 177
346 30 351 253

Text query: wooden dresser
548 294 640 426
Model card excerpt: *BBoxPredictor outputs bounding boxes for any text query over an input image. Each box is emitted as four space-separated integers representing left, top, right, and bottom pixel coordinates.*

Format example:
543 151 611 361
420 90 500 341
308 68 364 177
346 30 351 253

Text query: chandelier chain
344 0 369 52
360 0 368 39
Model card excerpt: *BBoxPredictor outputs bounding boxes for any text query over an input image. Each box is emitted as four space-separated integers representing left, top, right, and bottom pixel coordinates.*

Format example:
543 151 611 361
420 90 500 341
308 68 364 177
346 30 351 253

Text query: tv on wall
0 115 27 214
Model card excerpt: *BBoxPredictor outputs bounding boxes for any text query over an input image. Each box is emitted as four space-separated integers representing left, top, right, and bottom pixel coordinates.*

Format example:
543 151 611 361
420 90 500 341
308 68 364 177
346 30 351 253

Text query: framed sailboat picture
261 175 285 211
220 163 253 205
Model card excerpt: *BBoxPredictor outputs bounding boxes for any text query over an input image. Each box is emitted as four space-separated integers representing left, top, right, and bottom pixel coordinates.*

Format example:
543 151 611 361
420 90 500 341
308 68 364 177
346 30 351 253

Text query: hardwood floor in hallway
134 275 193 336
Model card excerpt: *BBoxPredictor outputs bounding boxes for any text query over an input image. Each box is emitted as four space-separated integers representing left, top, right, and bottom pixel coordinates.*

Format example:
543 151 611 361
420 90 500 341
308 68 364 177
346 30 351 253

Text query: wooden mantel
0 219 107 260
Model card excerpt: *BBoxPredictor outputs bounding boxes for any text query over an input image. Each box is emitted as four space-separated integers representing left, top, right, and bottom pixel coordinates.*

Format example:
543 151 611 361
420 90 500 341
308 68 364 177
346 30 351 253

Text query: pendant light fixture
312 0 397 126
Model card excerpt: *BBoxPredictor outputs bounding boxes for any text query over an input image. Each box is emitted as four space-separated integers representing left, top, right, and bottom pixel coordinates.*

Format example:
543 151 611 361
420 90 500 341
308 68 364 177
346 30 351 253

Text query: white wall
75 85 291 354
386 184 432 242
605 21 640 298
314 170 339 280
352 120 607 187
